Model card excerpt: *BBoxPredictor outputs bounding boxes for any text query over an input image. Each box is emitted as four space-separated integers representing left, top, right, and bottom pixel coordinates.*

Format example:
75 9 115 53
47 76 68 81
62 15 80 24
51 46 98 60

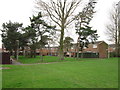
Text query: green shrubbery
109 52 120 57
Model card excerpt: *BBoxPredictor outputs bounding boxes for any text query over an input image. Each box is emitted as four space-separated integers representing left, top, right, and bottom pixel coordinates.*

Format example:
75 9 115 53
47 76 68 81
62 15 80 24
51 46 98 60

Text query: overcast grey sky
0 0 119 48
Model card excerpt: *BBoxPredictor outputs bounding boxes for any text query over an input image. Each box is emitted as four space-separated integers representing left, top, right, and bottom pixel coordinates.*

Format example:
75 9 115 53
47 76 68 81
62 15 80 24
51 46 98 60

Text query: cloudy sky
0 0 119 48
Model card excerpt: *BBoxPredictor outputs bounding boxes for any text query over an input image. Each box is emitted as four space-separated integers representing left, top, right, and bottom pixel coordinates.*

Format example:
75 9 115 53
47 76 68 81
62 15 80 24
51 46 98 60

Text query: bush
109 52 120 57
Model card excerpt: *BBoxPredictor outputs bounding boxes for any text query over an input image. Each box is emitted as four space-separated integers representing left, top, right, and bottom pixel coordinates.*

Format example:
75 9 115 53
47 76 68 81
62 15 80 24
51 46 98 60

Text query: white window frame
93 44 97 48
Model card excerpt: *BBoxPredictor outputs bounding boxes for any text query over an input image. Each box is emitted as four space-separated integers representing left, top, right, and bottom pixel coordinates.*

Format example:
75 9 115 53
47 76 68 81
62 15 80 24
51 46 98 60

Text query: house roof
42 46 58 48
94 41 103 44
72 41 107 46
93 41 108 45
86 41 108 45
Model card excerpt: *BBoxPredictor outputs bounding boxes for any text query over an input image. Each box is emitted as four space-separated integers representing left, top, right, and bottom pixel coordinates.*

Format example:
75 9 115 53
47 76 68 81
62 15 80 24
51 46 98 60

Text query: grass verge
2 58 118 88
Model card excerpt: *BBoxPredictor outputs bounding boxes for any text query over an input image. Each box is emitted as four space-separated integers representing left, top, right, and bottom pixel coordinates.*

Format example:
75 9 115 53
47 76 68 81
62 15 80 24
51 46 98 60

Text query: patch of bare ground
1 67 11 70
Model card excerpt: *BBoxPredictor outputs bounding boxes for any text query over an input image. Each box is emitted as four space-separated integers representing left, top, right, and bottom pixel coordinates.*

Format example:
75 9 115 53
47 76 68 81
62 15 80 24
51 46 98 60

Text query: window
93 44 97 48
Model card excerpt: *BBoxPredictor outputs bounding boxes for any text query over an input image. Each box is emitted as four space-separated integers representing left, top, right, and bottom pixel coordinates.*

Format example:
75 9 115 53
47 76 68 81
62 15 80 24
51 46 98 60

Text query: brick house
7 41 108 58
66 41 108 58
83 41 108 58
39 41 108 58
38 47 58 56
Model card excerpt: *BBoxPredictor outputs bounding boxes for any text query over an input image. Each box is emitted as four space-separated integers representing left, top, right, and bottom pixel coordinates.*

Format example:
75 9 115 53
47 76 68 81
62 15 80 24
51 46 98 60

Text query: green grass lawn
17 56 63 64
17 55 107 64
0 65 2 89
17 56 76 64
2 57 118 88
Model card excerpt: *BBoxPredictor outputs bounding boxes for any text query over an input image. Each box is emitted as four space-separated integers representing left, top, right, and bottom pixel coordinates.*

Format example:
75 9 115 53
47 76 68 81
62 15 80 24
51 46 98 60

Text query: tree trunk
118 19 120 57
118 33 120 57
74 45 77 58
25 50 27 57
23 47 26 57
23 49 25 57
10 50 13 56
115 25 118 57
50 48 52 56
25 47 29 58
48 45 51 56
77 50 79 59
69 51 72 57
40 48 43 62
33 50 36 58
30 50 33 58
59 27 64 60
81 51 83 58
40 54 43 62
14 49 17 59
76 37 80 60
115 17 119 57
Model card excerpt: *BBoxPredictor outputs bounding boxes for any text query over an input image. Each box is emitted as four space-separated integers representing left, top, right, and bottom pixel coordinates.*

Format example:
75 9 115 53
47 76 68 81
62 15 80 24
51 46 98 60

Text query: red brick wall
98 42 108 58
38 48 58 56
83 44 98 52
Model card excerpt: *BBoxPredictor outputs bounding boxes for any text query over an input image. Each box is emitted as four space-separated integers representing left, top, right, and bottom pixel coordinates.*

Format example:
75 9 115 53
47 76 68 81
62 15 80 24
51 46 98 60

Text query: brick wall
83 44 98 53
98 42 108 58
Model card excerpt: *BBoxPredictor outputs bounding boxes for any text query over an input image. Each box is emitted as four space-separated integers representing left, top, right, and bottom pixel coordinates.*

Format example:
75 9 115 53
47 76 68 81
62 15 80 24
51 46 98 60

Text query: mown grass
2 57 118 88
0 65 2 89
17 56 62 64
17 55 110 64
16 56 74 64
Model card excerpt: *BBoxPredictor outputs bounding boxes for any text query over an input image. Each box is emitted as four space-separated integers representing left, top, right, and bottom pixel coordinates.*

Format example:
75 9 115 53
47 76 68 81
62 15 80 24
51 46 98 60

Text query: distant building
65 41 108 58
83 41 108 58
38 47 58 56
1 41 109 58
108 44 116 53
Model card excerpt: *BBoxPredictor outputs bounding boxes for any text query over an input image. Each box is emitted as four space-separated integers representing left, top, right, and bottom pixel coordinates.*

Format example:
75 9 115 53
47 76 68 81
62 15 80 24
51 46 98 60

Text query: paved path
12 60 22 65
12 61 61 65
11 58 22 65
11 58 72 65
11 58 60 65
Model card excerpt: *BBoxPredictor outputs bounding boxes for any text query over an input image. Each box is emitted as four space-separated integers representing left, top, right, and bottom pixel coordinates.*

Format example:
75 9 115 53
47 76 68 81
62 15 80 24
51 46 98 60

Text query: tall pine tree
25 12 55 59
75 0 98 58
1 21 23 58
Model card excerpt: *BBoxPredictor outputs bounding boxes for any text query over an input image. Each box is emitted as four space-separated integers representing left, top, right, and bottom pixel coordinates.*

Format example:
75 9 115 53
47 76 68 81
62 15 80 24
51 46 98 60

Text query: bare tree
36 0 82 60
106 2 120 56
118 1 120 57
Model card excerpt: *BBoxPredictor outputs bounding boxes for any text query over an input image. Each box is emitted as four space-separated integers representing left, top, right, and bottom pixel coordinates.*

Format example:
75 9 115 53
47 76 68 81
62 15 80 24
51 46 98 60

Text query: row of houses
1 41 117 58
41 41 108 58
